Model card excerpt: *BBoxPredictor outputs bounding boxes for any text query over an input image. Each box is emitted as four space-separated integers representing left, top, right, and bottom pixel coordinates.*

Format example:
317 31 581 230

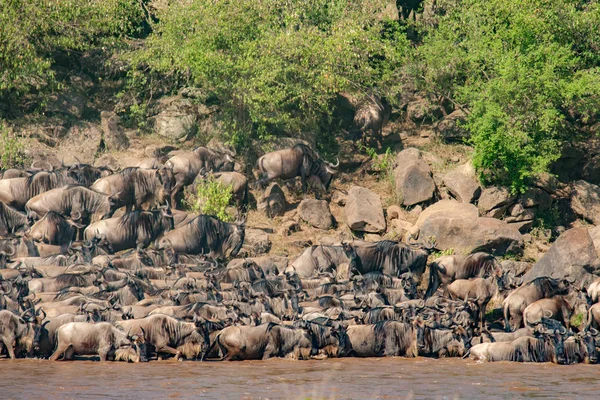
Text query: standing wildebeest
255 144 339 192
447 276 500 332
164 147 235 208
426 252 501 298
0 165 109 210
84 207 174 253
287 245 352 278
503 277 571 331
157 215 245 260
0 309 41 359
0 202 28 237
345 320 417 358
29 211 84 245
353 95 391 147
117 314 209 360
50 322 146 362
34 313 92 358
91 167 174 212
25 185 117 224
352 241 429 280
523 293 587 330
192 170 249 212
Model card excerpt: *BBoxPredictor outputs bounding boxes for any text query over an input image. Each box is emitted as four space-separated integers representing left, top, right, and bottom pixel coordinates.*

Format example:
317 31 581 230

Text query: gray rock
523 227 600 287
152 97 197 141
100 111 129 151
298 199 334 230
520 188 552 210
46 90 86 118
571 180 600 225
478 186 517 217
442 162 481 203
434 110 469 141
258 183 287 218
501 260 532 277
393 148 436 206
280 220 301 236
416 200 523 255
345 186 386 233
240 229 272 257
406 98 443 124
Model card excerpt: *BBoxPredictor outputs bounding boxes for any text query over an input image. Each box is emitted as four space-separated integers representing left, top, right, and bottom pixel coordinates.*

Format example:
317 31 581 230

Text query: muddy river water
1 358 598 399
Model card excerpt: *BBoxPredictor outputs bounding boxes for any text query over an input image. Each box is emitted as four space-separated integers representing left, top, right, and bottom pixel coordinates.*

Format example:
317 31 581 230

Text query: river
2 358 598 399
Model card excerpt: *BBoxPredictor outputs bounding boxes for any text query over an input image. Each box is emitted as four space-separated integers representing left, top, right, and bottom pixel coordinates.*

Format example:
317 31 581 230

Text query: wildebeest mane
25 169 72 198
118 210 172 242
0 202 27 236
462 252 500 278
54 271 96 287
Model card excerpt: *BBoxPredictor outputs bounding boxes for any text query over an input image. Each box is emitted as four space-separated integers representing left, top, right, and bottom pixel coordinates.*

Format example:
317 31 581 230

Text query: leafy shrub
188 177 234 222
0 122 25 169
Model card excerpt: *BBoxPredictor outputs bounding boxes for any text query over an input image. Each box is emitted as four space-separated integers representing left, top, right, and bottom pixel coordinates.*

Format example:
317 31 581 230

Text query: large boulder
442 162 481 203
152 97 198 141
571 180 600 225
393 148 436 206
434 110 469 142
523 227 600 287
345 186 386 233
406 98 443 124
298 199 334 230
100 111 129 151
416 200 523 255
257 183 287 218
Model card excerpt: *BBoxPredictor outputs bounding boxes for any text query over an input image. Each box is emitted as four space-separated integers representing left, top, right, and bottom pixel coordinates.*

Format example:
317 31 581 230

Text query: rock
100 111 129 151
93 154 119 170
59 123 103 164
478 186 517 218
386 205 405 221
505 203 536 223
393 148 436 206
364 234 382 242
523 227 600 287
152 97 197 141
501 260 532 277
280 220 301 236
551 146 585 182
587 225 600 254
406 98 443 124
298 199 334 230
532 173 562 194
434 110 469 141
416 200 523 255
345 186 386 233
331 190 347 206
520 188 552 210
571 180 600 225
442 162 481 203
408 205 423 223
389 219 414 239
257 183 287 218
240 229 272 257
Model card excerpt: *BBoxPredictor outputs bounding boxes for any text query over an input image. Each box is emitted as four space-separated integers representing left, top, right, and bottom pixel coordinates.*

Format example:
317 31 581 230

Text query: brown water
1 358 598 399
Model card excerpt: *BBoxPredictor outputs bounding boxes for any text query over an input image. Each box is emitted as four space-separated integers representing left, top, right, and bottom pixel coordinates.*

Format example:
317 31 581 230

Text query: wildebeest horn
329 157 340 168
83 240 94 249
543 310 553 318
5 244 15 257
591 328 599 336
71 211 82 221
37 308 46 320
559 326 567 335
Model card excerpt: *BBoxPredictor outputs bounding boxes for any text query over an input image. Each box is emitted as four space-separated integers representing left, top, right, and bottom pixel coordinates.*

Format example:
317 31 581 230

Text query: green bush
188 177 234 222
414 0 600 192
0 122 25 169
125 0 408 151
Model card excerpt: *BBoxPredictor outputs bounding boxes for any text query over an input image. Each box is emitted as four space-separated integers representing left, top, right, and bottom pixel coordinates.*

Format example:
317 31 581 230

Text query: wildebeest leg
503 303 512 332
98 345 111 362
3 340 16 359
64 346 75 360
155 345 180 358
50 344 70 361
170 183 183 210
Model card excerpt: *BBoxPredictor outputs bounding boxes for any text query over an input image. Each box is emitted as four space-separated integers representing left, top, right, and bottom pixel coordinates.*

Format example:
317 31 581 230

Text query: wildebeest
192 171 249 212
523 294 586 330
0 309 41 359
469 332 563 363
29 211 84 245
84 207 174 253
25 185 117 224
255 144 339 192
587 278 600 304
353 95 391 147
117 314 209 360
50 321 146 362
34 313 92 358
562 332 598 364
420 325 470 358
28 270 104 294
157 215 245 260
351 241 429 280
345 320 417 358
0 202 28 237
426 252 501 298
503 277 571 332
164 147 235 208
447 276 499 332
91 167 174 212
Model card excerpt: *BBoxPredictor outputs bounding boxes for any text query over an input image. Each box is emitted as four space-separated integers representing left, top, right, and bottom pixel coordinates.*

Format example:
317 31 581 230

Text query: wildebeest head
115 331 148 363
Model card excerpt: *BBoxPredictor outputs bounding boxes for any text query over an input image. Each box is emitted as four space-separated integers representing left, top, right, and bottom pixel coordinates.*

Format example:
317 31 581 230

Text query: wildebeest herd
0 143 599 364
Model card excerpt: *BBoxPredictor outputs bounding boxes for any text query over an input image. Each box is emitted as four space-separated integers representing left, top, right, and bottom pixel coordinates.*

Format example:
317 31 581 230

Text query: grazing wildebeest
157 215 245 260
426 252 501 298
255 144 339 192
164 147 235 208
29 211 84 245
91 167 174 212
25 185 117 224
49 322 146 362
84 207 174 253
503 277 571 331
0 202 28 237
469 330 564 363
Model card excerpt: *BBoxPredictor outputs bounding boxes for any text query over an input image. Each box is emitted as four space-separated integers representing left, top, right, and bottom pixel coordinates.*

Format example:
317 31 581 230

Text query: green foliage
0 122 25 169
415 0 600 192
430 248 455 259
0 0 144 98
188 177 234 222
570 312 585 330
126 0 408 151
